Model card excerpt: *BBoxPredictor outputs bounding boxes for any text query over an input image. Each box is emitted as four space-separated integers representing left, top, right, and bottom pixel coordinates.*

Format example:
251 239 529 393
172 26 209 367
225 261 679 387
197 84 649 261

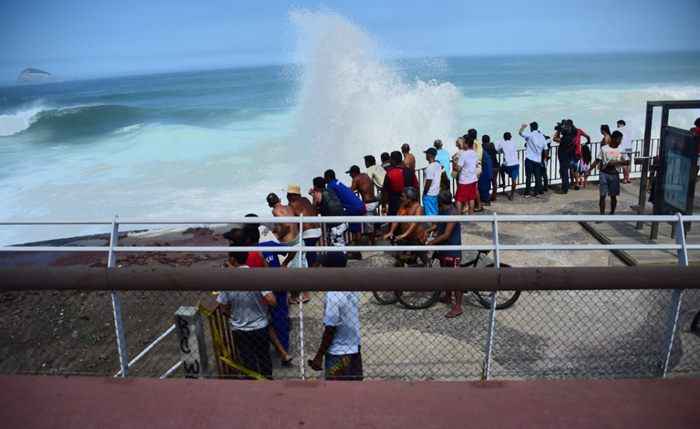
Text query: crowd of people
215 116 700 381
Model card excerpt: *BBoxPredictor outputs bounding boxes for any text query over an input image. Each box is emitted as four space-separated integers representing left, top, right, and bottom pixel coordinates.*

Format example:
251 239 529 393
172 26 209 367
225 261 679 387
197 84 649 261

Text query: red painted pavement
1 376 699 428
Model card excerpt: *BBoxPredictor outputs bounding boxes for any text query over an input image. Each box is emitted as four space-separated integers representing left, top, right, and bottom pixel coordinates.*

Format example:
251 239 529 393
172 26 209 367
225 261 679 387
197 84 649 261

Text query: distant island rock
17 68 52 83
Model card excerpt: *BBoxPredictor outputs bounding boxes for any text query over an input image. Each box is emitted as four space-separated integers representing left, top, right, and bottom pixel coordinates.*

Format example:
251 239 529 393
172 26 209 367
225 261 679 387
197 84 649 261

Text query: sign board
654 126 698 215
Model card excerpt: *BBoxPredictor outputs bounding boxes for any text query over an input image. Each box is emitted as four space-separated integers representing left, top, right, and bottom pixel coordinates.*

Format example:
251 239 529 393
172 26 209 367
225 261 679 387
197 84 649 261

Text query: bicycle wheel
396 290 441 310
372 291 398 305
474 263 521 310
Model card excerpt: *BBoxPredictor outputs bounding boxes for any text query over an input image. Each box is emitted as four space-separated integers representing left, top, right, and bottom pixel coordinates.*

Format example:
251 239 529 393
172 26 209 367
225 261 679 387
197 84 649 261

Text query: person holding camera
553 119 575 194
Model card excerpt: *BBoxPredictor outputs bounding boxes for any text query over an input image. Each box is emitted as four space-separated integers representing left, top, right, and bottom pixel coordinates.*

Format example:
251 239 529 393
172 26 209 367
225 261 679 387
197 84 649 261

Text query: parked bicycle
372 249 520 310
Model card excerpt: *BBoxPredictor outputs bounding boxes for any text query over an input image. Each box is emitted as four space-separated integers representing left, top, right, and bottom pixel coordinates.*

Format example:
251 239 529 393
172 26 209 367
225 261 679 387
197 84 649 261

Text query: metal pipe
114 324 176 377
160 360 183 379
483 214 500 380
297 214 306 381
3 212 694 226
2 242 688 255
2 266 699 292
662 214 688 377
108 216 129 378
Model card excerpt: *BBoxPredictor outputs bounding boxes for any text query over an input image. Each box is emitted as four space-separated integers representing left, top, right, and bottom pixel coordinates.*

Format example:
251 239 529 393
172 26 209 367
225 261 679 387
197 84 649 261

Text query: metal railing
414 138 658 197
1 213 699 380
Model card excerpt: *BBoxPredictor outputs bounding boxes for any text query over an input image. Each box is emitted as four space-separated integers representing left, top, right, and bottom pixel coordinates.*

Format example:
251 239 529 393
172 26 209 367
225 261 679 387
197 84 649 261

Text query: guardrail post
108 214 129 378
298 215 306 380
175 306 209 378
482 213 500 380
661 213 687 377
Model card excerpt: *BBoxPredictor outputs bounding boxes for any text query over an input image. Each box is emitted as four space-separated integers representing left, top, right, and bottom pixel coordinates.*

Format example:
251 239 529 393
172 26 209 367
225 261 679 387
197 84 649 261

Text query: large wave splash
290 10 463 172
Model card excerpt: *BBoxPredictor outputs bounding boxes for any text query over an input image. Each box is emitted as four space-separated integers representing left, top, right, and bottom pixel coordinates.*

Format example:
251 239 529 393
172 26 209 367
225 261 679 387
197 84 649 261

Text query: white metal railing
1 213 698 379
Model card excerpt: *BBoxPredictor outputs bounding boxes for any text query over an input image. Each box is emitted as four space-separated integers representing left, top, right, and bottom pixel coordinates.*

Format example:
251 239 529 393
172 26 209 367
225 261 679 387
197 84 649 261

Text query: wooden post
175 306 209 379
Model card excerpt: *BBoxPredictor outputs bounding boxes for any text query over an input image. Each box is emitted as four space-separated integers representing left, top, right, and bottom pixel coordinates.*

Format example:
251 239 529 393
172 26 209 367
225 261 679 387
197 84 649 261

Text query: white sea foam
290 10 463 174
0 104 46 137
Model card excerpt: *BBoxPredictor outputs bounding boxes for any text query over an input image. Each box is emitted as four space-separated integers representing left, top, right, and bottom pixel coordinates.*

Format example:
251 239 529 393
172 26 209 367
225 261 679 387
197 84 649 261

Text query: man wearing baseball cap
422 148 442 216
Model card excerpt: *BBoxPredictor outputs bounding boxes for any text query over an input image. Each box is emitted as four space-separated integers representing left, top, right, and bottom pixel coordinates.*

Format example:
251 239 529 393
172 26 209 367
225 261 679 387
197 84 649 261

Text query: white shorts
302 228 322 239
365 201 379 214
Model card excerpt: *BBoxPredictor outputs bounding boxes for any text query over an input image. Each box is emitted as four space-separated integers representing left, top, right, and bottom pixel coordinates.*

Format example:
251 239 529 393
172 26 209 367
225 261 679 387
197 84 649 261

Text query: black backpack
321 190 344 217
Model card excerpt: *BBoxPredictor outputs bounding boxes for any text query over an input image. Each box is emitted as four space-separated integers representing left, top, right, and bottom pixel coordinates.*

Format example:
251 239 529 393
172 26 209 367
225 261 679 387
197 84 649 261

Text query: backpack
386 166 407 194
321 190 344 217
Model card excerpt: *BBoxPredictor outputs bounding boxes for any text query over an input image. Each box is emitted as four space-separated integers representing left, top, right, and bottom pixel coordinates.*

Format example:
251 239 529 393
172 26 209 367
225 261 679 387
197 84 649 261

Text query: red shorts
439 256 462 267
455 182 478 203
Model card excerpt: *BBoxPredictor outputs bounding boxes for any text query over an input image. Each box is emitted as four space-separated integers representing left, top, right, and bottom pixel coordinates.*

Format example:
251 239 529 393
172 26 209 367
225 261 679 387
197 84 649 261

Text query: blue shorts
505 165 520 181
271 291 289 352
423 195 439 216
303 237 319 267
346 206 366 234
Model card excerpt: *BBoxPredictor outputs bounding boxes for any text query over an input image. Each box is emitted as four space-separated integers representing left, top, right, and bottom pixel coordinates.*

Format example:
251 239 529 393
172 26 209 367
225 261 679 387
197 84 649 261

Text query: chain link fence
2 281 699 381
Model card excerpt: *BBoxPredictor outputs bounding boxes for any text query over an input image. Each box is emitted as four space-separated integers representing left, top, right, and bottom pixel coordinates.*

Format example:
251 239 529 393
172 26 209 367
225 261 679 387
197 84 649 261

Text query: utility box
175 306 209 378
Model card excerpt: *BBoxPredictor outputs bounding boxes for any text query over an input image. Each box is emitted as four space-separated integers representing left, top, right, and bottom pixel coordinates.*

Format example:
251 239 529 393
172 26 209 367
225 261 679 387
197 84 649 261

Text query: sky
1 0 699 82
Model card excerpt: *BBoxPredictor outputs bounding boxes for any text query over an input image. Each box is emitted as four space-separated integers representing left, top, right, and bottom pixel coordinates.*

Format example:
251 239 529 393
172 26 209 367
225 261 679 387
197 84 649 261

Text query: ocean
1 12 700 245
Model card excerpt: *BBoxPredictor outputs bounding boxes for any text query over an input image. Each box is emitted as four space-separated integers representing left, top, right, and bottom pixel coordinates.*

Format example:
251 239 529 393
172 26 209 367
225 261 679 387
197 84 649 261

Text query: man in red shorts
453 138 480 215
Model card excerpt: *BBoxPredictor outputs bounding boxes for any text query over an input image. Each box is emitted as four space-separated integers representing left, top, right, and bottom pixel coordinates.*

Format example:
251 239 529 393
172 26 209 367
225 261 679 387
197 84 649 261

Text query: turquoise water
1 15 699 245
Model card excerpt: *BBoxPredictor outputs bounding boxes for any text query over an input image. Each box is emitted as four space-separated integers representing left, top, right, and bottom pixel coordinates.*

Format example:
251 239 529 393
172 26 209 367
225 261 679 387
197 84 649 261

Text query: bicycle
372 249 520 310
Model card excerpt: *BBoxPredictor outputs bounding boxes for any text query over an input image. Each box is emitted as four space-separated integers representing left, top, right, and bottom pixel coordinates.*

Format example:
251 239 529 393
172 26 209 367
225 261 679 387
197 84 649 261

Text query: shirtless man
383 187 428 266
348 165 379 243
401 143 416 171
287 184 319 303
266 192 301 268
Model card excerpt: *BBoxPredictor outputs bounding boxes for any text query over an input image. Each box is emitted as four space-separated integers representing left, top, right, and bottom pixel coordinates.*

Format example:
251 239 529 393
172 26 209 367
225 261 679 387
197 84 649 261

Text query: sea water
1 11 699 245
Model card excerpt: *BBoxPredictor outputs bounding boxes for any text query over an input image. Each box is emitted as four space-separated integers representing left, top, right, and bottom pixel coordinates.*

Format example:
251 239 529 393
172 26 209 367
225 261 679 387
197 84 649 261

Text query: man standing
349 165 379 242
554 120 575 194
325 169 366 245
617 120 633 184
495 132 519 200
364 155 386 191
266 192 302 268
434 139 452 178
287 184 319 304
519 122 547 197
453 138 479 215
218 228 276 379
422 148 442 216
381 151 417 216
308 284 362 380
401 143 416 171
380 152 392 170
348 165 377 211
591 131 628 215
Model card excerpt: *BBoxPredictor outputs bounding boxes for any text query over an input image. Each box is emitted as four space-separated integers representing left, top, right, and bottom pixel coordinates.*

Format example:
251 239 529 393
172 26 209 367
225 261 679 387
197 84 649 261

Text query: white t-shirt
457 149 479 185
495 139 519 167
323 291 361 355
520 129 547 163
597 145 628 174
618 126 634 153
424 161 442 196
